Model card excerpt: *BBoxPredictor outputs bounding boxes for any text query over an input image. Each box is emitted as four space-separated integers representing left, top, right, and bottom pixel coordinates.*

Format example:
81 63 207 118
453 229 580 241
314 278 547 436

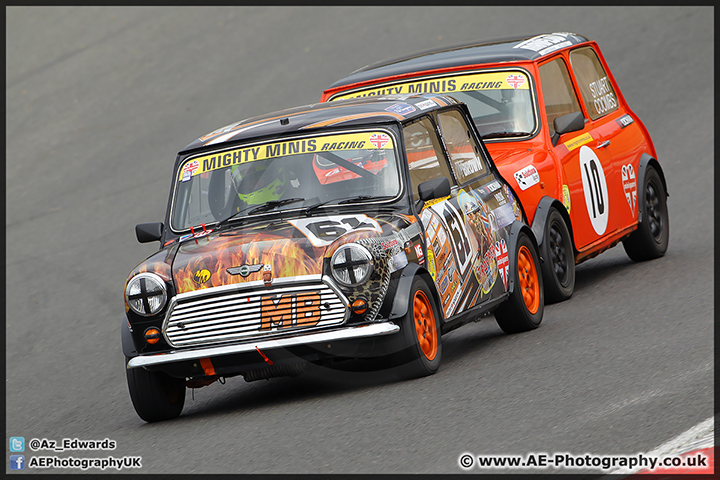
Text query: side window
435 109 487 185
402 117 453 202
538 57 582 137
570 46 619 120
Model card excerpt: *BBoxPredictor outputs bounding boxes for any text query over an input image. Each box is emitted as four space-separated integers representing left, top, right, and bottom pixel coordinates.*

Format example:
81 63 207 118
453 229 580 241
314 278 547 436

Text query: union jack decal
495 239 509 289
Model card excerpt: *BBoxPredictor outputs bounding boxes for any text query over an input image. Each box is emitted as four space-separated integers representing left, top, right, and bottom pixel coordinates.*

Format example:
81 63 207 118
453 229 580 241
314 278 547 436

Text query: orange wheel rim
517 245 540 315
413 290 437 361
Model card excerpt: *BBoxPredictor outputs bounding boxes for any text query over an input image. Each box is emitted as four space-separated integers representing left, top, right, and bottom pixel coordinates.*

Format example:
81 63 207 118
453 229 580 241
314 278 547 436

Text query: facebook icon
10 455 25 470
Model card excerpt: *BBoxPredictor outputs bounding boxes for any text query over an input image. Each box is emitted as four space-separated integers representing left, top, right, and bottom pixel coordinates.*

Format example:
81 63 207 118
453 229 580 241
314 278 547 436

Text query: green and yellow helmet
231 162 286 205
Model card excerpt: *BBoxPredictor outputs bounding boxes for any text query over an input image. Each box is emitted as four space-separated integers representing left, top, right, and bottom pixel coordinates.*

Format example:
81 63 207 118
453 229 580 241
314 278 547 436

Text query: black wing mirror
416 177 451 210
135 222 164 244
551 111 585 146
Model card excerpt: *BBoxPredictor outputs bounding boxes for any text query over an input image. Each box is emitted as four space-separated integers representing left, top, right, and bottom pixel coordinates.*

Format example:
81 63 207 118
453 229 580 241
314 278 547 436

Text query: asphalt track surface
5 6 714 475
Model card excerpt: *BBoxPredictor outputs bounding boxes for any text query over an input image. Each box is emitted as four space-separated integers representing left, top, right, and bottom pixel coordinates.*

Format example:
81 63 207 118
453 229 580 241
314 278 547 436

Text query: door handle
596 140 611 149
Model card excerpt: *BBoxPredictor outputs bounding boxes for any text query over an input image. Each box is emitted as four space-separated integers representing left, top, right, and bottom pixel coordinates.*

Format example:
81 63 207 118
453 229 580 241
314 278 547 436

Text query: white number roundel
579 146 609 235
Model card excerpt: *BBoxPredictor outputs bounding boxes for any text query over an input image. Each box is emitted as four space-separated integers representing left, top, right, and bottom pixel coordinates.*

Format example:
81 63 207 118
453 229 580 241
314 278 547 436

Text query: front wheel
495 232 544 334
126 359 186 422
394 277 442 379
539 208 575 304
623 166 669 261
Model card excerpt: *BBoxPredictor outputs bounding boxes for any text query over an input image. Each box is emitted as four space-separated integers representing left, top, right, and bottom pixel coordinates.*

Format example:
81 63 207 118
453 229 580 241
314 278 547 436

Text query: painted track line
608 415 714 476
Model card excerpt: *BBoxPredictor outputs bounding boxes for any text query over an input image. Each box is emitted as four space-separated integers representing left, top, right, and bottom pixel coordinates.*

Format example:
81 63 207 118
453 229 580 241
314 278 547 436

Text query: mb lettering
260 293 322 330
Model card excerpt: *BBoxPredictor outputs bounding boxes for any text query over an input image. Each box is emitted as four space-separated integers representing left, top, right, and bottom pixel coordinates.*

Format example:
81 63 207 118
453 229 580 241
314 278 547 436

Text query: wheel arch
506 220 541 296
638 154 668 223
122 316 138 359
387 263 443 325
530 196 577 255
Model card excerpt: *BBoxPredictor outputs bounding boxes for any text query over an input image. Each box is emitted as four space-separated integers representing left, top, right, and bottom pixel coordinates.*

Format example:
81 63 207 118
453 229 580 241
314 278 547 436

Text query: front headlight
331 243 374 287
125 272 168 316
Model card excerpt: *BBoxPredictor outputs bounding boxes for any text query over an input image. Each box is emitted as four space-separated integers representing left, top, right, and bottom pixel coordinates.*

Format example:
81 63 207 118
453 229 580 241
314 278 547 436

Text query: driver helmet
230 161 286 205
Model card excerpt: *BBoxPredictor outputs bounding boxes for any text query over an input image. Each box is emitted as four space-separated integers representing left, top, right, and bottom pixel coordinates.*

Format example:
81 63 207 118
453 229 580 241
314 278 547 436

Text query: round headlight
331 243 374 287
125 272 168 316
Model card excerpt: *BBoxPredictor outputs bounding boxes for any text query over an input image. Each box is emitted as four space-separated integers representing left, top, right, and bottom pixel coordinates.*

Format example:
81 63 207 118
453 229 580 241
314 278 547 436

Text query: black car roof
181 94 459 153
327 32 589 90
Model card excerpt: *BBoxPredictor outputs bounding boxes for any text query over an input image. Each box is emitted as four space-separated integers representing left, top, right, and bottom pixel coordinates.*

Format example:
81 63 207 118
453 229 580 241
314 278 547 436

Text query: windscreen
330 70 537 140
170 130 401 231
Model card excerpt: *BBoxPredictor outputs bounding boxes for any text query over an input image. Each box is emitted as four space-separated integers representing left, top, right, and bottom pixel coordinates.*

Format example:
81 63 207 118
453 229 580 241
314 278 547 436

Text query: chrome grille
163 275 349 347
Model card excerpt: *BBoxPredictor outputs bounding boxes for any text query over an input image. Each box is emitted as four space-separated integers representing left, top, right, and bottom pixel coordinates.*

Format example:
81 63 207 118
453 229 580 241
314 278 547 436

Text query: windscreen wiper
482 131 532 138
217 198 305 227
246 197 305 215
304 195 396 215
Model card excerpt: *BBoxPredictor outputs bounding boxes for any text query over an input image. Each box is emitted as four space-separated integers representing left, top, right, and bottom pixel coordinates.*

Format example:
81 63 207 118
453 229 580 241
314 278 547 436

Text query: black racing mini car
124 94 545 422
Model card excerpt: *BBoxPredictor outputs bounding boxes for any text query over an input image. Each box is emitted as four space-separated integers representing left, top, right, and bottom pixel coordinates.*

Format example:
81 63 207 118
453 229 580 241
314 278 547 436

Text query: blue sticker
385 103 416 116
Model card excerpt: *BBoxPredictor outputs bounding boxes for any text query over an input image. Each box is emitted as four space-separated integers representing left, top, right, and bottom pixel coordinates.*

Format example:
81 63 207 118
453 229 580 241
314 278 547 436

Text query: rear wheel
394 277 442 379
623 166 669 261
495 232 544 334
126 359 186 422
540 208 575 304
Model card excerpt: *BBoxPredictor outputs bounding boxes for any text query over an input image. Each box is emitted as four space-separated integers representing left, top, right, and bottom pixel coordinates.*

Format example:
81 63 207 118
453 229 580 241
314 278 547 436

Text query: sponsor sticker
513 165 540 191
385 103 416 115
193 269 211 285
416 99 437 110
439 274 449 295
562 184 571 213
617 114 634 129
621 164 637 214
181 160 200 182
513 33 577 55
563 132 593 152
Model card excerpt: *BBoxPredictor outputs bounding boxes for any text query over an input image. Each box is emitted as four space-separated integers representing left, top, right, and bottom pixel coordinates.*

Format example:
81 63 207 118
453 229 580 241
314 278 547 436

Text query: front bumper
126 322 400 369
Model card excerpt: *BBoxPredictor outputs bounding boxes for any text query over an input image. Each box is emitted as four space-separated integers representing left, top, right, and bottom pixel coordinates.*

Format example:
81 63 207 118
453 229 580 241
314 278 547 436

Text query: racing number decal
432 201 473 275
579 146 609 235
288 215 382 247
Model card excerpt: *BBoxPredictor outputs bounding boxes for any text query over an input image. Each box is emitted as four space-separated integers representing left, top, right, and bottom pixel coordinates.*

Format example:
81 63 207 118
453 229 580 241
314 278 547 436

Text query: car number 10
579 145 609 235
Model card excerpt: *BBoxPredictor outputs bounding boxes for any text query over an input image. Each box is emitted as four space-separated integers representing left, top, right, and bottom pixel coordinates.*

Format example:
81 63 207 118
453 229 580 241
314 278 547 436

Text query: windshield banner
179 131 395 182
332 71 530 101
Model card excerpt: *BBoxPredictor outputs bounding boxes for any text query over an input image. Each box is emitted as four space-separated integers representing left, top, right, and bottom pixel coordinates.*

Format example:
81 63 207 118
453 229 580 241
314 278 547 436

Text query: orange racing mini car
322 32 669 303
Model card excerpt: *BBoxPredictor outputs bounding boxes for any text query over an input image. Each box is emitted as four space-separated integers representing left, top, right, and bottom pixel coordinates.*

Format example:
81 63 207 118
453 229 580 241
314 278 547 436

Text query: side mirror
418 177 451 203
135 222 164 244
551 111 585 146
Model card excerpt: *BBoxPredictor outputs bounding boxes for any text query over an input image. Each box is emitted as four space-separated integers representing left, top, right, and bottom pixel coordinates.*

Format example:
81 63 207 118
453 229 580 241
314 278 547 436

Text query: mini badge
227 264 264 277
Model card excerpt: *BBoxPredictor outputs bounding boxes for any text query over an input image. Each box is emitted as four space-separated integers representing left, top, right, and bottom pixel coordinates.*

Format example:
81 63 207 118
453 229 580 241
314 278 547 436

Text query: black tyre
539 208 575 304
623 166 669 261
394 276 442 379
495 232 544 334
126 360 186 422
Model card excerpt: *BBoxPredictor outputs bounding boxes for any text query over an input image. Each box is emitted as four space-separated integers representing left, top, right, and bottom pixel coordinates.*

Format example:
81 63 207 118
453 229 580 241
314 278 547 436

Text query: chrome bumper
126 322 399 369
